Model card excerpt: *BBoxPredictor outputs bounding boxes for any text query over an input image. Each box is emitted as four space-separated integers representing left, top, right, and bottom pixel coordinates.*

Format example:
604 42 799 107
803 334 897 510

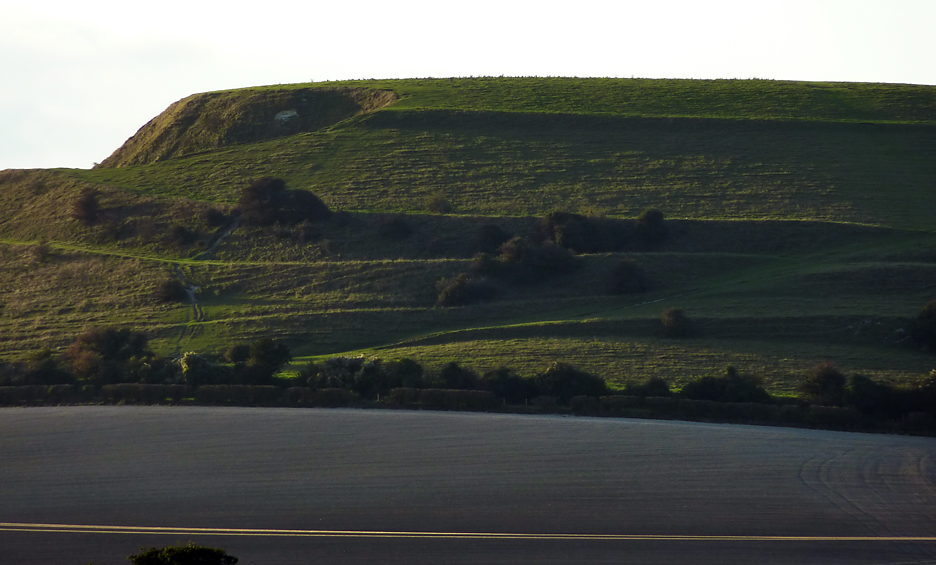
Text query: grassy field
2 77 935 395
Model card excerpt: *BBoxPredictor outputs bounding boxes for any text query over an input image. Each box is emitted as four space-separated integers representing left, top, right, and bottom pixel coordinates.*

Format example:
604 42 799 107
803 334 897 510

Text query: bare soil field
1 407 935 564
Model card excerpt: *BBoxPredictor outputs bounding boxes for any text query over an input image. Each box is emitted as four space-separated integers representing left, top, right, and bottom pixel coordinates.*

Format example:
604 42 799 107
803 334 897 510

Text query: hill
2 77 936 397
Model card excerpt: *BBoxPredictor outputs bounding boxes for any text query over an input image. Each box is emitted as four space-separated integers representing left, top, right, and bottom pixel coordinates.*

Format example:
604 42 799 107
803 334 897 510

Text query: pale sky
2 0 934 170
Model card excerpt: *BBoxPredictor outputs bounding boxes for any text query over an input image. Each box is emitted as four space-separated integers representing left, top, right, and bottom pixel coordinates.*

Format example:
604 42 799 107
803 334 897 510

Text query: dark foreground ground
1 407 934 564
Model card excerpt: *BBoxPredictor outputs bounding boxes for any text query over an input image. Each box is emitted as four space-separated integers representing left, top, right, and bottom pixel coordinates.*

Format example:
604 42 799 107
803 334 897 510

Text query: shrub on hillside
223 344 251 364
168 225 199 246
846 374 902 418
606 259 646 294
471 224 512 255
481 366 537 404
622 376 673 397
494 236 579 282
300 356 426 398
238 177 331 226
63 326 154 385
661 307 691 338
909 371 936 415
157 277 189 302
178 352 232 388
2 350 76 386
71 189 100 226
680 366 773 404
202 207 229 229
436 362 481 390
799 361 847 406
291 220 321 243
539 211 605 253
425 191 453 214
436 273 496 306
635 208 666 246
129 542 237 565
534 362 608 404
245 338 291 379
384 358 426 389
910 298 936 351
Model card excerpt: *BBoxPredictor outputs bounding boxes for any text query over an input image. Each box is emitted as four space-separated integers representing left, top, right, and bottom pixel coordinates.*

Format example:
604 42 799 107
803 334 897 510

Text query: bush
538 211 604 253
623 377 672 397
471 224 512 255
291 220 321 243
286 189 332 224
436 273 496 306
384 358 426 389
481 367 536 404
238 177 330 226
534 362 608 404
202 207 229 228
178 352 231 387
494 236 578 282
223 344 250 364
661 308 691 338
157 278 189 302
65 327 151 368
15 350 74 386
238 177 285 225
168 225 199 246
436 362 481 390
71 189 99 226
128 542 237 565
846 374 902 418
635 208 666 246
799 361 847 406
245 338 291 381
301 356 420 398
426 191 453 214
606 259 645 294
680 366 773 404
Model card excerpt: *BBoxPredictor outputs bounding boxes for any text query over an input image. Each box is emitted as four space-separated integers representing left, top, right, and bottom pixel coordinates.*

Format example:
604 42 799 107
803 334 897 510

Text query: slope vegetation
3 78 936 396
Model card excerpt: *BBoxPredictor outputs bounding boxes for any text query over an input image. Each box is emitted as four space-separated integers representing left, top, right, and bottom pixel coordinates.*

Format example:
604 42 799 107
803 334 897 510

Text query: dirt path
170 216 240 355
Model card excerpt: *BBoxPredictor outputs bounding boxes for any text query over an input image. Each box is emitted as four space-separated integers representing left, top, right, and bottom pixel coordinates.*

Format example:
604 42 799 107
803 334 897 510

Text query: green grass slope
3 77 936 396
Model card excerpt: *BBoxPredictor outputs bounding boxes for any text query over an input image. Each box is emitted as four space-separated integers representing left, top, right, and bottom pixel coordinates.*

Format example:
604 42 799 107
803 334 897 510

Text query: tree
661 308 690 338
63 326 153 385
247 338 291 376
799 361 846 406
635 208 666 246
538 211 603 253
482 366 536 404
128 542 237 565
534 362 608 404
680 366 772 403
438 361 480 390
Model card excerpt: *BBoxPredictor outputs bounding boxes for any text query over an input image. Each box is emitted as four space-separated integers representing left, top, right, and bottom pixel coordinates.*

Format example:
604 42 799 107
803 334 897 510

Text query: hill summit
98 86 397 167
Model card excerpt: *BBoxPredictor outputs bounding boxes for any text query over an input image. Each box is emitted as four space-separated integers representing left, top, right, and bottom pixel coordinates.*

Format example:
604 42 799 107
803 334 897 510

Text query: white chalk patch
274 109 298 122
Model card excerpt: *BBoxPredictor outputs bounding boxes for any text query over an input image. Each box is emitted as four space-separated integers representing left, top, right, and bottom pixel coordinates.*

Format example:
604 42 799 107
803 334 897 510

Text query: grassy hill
2 77 936 395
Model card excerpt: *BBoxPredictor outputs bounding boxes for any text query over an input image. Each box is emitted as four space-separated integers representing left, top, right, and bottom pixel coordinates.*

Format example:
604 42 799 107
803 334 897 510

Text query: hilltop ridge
98 87 397 167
